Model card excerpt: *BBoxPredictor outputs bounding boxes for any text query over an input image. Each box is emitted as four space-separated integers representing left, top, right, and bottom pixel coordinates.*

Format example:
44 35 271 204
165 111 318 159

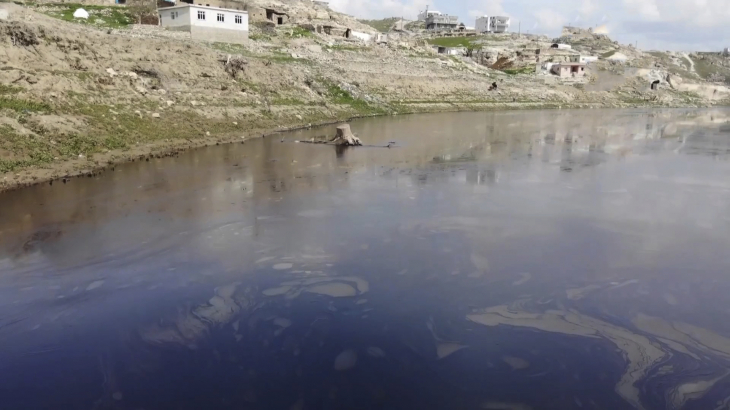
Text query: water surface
2 109 730 410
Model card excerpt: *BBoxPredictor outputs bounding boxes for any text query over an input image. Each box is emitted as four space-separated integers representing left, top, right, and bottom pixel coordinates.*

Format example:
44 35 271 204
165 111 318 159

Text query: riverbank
1 3 729 192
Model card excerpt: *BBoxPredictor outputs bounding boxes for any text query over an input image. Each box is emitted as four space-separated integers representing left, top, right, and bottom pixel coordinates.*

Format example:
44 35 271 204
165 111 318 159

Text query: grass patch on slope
359 17 399 32
690 57 730 83
0 97 51 113
39 3 133 29
428 36 481 48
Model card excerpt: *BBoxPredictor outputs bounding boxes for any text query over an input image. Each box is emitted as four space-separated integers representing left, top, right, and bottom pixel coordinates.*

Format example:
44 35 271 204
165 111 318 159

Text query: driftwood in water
297 123 363 146
330 124 362 146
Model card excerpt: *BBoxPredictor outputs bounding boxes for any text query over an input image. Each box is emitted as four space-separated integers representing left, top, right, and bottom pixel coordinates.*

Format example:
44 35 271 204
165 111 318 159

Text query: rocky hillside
0 2 729 190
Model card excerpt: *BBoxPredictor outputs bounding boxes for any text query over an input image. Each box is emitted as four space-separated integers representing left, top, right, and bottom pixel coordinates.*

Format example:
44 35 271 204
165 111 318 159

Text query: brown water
2 109 730 410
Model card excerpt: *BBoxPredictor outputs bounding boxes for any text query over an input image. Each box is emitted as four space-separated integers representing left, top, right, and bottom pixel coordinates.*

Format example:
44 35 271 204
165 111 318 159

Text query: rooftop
159 3 249 13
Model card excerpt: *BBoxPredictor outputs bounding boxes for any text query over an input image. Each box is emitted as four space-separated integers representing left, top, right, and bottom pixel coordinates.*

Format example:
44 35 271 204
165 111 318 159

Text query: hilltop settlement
1 0 730 189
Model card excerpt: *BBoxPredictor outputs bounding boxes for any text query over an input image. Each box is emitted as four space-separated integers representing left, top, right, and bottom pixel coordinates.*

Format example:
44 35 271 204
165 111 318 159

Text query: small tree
127 0 157 25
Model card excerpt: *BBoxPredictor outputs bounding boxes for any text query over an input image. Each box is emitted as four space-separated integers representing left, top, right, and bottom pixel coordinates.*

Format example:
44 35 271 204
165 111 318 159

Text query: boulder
0 8 9 21
667 74 683 89
331 124 362 146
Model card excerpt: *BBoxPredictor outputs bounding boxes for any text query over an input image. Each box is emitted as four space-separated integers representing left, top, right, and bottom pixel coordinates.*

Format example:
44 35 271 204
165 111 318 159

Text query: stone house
551 62 586 78
158 4 249 44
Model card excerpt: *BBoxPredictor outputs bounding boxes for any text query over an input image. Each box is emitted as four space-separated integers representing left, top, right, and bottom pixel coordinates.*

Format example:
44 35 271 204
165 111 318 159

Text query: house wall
580 56 598 63
190 25 248 43
190 7 248 31
489 16 509 33
159 5 248 43
475 16 489 33
159 6 191 28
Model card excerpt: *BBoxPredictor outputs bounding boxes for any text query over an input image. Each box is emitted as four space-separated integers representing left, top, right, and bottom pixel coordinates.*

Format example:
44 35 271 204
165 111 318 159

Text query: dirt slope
0 3 728 191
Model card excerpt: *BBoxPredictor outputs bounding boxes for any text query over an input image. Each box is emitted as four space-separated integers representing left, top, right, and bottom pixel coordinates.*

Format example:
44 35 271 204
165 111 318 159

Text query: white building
349 30 372 42
418 9 441 21
158 4 249 44
489 16 510 33
475 15 510 33
475 16 490 33
579 55 598 63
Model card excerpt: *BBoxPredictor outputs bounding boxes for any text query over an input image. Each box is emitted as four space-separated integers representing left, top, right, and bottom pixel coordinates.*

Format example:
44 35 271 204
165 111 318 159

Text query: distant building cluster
417 8 509 33
475 15 510 33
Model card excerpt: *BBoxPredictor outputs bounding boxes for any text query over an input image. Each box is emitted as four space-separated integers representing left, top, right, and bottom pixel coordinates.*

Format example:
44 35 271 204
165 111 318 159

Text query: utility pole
518 21 521 36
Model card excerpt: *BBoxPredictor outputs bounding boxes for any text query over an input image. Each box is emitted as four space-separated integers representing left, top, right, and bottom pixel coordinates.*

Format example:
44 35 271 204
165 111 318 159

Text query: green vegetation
501 66 535 75
690 56 730 83
325 44 363 52
272 97 307 106
249 33 271 42
0 97 51 113
601 50 617 59
323 80 383 114
359 17 399 33
428 36 480 48
39 3 133 29
285 26 314 38
0 85 23 95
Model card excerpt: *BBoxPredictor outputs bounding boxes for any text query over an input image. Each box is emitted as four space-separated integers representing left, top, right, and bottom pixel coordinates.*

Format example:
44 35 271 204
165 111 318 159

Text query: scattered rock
151 113 160 118
106 68 117 77
86 280 105 291
334 349 357 371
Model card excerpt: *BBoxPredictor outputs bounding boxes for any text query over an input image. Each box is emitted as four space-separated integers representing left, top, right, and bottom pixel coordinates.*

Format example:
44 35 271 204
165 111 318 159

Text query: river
1 109 730 410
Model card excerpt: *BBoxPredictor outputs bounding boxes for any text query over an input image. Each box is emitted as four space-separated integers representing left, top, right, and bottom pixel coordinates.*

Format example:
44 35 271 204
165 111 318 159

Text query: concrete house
426 14 458 31
158 4 248 44
476 15 510 33
475 16 490 33
579 55 598 64
551 62 586 78
489 16 510 33
418 9 442 21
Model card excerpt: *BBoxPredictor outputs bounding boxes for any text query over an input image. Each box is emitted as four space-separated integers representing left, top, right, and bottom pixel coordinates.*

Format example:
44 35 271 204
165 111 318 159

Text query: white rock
105 68 117 77
334 349 357 371
166 100 174 106
152 113 160 118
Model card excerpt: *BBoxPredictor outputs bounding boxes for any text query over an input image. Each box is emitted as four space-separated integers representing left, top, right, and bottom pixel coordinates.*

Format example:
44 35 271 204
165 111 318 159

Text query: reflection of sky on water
1 108 730 409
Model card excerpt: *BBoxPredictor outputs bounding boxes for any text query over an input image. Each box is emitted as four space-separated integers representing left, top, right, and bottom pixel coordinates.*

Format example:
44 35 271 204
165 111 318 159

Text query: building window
235 15 242 24
197 10 205 20
217 13 224 22
170 11 178 20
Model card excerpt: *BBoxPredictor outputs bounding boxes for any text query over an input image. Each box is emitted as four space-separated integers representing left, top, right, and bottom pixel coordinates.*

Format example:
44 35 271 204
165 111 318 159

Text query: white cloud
533 9 568 31
579 0 598 16
327 0 429 20
466 0 507 20
326 0 730 51
623 0 660 20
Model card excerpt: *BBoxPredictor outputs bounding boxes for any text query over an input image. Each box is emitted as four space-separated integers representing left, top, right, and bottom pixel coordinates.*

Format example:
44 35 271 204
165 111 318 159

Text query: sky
327 0 730 52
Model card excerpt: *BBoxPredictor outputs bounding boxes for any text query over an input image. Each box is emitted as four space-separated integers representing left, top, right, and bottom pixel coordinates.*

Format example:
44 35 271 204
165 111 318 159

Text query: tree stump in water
331 124 362 146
